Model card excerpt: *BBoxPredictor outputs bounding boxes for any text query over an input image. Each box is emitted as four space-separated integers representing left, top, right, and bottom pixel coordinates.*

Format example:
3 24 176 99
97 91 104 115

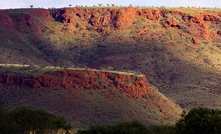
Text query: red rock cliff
49 7 221 39
2 7 221 40
0 70 151 98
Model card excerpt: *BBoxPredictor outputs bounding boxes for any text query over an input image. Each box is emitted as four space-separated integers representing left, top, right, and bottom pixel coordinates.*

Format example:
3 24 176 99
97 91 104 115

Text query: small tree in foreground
174 107 221 134
0 105 72 134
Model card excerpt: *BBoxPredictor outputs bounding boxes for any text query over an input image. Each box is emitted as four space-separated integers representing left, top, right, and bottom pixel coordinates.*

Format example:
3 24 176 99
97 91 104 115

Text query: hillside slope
1 7 221 109
0 65 182 128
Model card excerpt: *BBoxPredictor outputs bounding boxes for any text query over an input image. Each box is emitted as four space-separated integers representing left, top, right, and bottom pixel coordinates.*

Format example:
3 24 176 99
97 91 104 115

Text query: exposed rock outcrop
143 8 162 20
1 7 221 40
163 18 180 29
0 70 151 98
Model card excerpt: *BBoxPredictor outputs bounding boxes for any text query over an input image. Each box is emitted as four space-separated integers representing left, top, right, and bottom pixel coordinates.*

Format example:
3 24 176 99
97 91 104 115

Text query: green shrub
174 107 221 134
77 120 174 134
78 125 107 134
77 120 147 134
0 104 72 134
0 101 9 134
107 120 148 134
146 125 175 134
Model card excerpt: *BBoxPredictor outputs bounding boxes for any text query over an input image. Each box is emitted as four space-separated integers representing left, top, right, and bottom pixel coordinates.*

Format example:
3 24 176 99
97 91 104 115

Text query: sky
0 0 221 9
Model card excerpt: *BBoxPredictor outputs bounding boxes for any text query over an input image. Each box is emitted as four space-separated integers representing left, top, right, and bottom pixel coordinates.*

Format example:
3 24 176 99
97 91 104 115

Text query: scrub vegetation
77 107 221 134
0 102 72 134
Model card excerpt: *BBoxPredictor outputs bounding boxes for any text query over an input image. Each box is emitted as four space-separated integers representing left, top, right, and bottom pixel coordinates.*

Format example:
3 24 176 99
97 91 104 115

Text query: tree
174 107 221 134
98 3 102 7
69 4 72 7
7 106 71 134
30 5 33 8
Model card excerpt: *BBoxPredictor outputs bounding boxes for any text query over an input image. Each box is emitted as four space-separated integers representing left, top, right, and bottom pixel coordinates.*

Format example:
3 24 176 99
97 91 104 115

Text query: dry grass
0 64 143 77
0 84 182 129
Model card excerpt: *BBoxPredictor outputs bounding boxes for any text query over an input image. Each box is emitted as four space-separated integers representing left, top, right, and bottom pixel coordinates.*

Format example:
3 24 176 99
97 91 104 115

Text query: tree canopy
174 107 221 134
0 103 71 134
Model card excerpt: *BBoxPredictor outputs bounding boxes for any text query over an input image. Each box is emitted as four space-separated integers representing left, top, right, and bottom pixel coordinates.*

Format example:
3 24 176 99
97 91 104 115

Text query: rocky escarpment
50 7 221 39
0 7 221 57
0 68 182 127
1 8 220 39
0 69 151 98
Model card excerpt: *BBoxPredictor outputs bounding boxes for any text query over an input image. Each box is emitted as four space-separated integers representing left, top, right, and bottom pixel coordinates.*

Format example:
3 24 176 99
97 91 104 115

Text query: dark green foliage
77 120 147 134
0 104 72 134
77 120 173 134
146 125 175 134
78 125 107 134
78 107 221 134
0 101 8 134
174 107 221 134
107 120 148 134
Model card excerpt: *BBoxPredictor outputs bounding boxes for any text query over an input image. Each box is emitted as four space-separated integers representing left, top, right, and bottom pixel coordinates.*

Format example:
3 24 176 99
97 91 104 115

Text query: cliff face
0 70 151 98
49 7 221 39
1 8 220 39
